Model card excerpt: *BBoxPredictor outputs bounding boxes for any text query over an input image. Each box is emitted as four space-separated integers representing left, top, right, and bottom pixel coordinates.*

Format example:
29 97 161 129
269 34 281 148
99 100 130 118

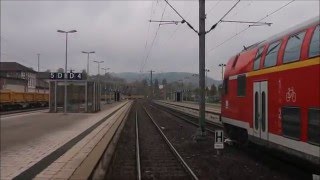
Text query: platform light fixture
57 29 77 114
82 51 95 76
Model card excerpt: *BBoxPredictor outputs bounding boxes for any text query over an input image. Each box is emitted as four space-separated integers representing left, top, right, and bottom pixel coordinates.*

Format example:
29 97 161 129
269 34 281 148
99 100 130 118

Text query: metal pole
37 54 40 73
150 70 153 99
205 70 207 101
149 70 155 99
87 53 90 76
198 0 206 137
37 53 40 93
64 33 68 114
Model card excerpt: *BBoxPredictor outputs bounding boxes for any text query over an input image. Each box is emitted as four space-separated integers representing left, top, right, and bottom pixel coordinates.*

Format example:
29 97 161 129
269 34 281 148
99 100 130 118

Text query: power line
229 0 254 19
207 0 295 54
219 0 241 23
163 0 198 34
206 0 222 16
140 1 155 72
141 3 167 72
206 0 241 34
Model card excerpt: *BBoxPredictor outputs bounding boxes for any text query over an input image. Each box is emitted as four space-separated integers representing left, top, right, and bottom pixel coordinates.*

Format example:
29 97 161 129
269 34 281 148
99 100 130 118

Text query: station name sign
50 72 83 80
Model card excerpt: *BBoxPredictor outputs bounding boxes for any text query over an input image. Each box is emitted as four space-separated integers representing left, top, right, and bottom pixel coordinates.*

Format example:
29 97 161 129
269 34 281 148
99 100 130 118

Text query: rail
135 111 141 180
142 106 199 180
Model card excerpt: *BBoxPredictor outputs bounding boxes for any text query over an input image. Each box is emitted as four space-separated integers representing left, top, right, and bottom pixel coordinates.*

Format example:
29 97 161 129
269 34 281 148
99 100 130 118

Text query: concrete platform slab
0 101 129 180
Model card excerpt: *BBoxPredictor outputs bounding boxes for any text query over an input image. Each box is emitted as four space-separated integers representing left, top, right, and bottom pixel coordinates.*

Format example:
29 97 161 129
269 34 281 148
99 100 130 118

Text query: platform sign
214 130 224 149
50 72 83 80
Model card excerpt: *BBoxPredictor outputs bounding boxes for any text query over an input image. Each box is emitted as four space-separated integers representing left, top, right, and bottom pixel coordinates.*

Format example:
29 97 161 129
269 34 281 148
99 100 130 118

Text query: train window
237 75 246 96
308 108 320 145
261 92 266 132
253 47 264 70
283 31 306 63
282 107 301 140
254 92 259 130
309 25 320 57
264 41 281 68
223 78 228 95
232 55 239 68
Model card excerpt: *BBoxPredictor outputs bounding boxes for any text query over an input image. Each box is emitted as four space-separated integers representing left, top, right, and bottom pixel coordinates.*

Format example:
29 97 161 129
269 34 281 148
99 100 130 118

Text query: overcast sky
1 0 319 80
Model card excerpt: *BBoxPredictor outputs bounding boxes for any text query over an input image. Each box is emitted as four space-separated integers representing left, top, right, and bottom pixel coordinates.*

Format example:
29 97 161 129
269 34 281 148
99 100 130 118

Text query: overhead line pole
148 70 155 99
198 0 206 137
162 0 243 138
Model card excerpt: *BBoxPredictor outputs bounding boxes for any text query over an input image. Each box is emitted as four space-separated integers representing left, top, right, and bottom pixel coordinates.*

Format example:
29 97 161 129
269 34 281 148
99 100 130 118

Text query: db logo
286 87 296 102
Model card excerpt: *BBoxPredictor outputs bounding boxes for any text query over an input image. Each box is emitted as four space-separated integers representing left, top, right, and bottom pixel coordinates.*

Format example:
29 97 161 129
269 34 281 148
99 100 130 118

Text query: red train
221 17 319 168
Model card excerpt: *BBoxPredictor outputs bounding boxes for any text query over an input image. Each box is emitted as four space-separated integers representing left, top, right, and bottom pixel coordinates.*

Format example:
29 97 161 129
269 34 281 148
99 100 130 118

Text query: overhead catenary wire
141 3 168 72
206 0 222 17
140 1 155 73
206 0 241 34
163 0 198 34
207 0 296 54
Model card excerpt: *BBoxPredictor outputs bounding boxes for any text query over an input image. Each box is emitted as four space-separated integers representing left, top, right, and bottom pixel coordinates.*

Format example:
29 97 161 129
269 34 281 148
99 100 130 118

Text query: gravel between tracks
146 101 311 180
105 101 191 180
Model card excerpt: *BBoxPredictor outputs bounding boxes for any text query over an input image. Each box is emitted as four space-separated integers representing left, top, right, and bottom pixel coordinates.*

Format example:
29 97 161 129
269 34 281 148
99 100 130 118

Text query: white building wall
2 84 26 92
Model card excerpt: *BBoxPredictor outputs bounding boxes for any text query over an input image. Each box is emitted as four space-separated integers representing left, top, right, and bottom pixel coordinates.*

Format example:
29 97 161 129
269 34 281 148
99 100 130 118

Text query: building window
283 31 306 63
282 107 301 140
308 108 320 145
309 25 320 58
264 41 281 68
253 47 264 70
237 75 246 96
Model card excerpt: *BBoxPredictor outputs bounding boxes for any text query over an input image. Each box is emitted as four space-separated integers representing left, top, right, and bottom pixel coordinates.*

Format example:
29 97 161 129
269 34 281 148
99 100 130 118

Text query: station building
0 62 49 93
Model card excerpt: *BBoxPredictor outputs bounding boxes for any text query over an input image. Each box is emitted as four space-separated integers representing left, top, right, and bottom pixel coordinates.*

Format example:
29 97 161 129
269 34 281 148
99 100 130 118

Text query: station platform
0 101 132 179
154 100 222 125
156 100 221 114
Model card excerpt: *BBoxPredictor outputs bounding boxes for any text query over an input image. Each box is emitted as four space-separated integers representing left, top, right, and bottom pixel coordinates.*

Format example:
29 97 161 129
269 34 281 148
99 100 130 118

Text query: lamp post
81 51 95 76
102 67 110 103
93 61 104 82
93 60 104 105
57 29 77 113
178 79 183 101
37 53 40 93
218 63 226 80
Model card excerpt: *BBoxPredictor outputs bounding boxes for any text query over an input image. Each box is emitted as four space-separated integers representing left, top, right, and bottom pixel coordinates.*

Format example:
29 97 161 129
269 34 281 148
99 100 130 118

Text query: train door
253 81 268 141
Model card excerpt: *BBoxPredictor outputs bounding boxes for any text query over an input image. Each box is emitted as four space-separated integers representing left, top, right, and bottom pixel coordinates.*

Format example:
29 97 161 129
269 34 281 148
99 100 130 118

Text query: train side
0 91 49 110
221 18 320 167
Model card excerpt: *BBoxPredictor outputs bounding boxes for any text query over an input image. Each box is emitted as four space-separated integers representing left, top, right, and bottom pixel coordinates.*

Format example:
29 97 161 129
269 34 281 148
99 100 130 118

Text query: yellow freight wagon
0 91 49 111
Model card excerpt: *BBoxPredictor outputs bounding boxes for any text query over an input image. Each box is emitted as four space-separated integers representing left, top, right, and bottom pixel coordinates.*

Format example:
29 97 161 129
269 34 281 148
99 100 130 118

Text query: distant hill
113 72 222 86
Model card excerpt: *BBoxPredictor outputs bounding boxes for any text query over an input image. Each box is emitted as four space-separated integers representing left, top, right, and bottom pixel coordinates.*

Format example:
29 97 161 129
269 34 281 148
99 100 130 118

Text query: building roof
0 62 36 73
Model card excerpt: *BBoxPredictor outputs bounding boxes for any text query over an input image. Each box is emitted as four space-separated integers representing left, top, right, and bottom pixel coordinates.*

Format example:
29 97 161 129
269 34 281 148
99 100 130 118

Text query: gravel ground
146 100 312 180
105 101 191 180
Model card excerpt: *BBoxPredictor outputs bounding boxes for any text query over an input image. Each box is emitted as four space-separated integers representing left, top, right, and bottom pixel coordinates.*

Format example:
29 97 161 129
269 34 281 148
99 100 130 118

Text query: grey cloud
1 1 319 80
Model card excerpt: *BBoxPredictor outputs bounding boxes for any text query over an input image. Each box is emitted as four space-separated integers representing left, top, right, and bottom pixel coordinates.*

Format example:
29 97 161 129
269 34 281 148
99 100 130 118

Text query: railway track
0 107 48 116
147 101 314 179
105 101 198 180
150 102 222 134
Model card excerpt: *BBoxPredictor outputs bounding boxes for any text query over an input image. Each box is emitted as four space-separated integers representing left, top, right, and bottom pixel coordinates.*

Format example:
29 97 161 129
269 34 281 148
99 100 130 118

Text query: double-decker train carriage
221 16 319 167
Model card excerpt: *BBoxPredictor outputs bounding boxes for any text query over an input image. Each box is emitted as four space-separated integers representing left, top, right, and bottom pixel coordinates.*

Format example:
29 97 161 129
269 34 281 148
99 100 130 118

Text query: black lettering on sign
215 131 223 143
